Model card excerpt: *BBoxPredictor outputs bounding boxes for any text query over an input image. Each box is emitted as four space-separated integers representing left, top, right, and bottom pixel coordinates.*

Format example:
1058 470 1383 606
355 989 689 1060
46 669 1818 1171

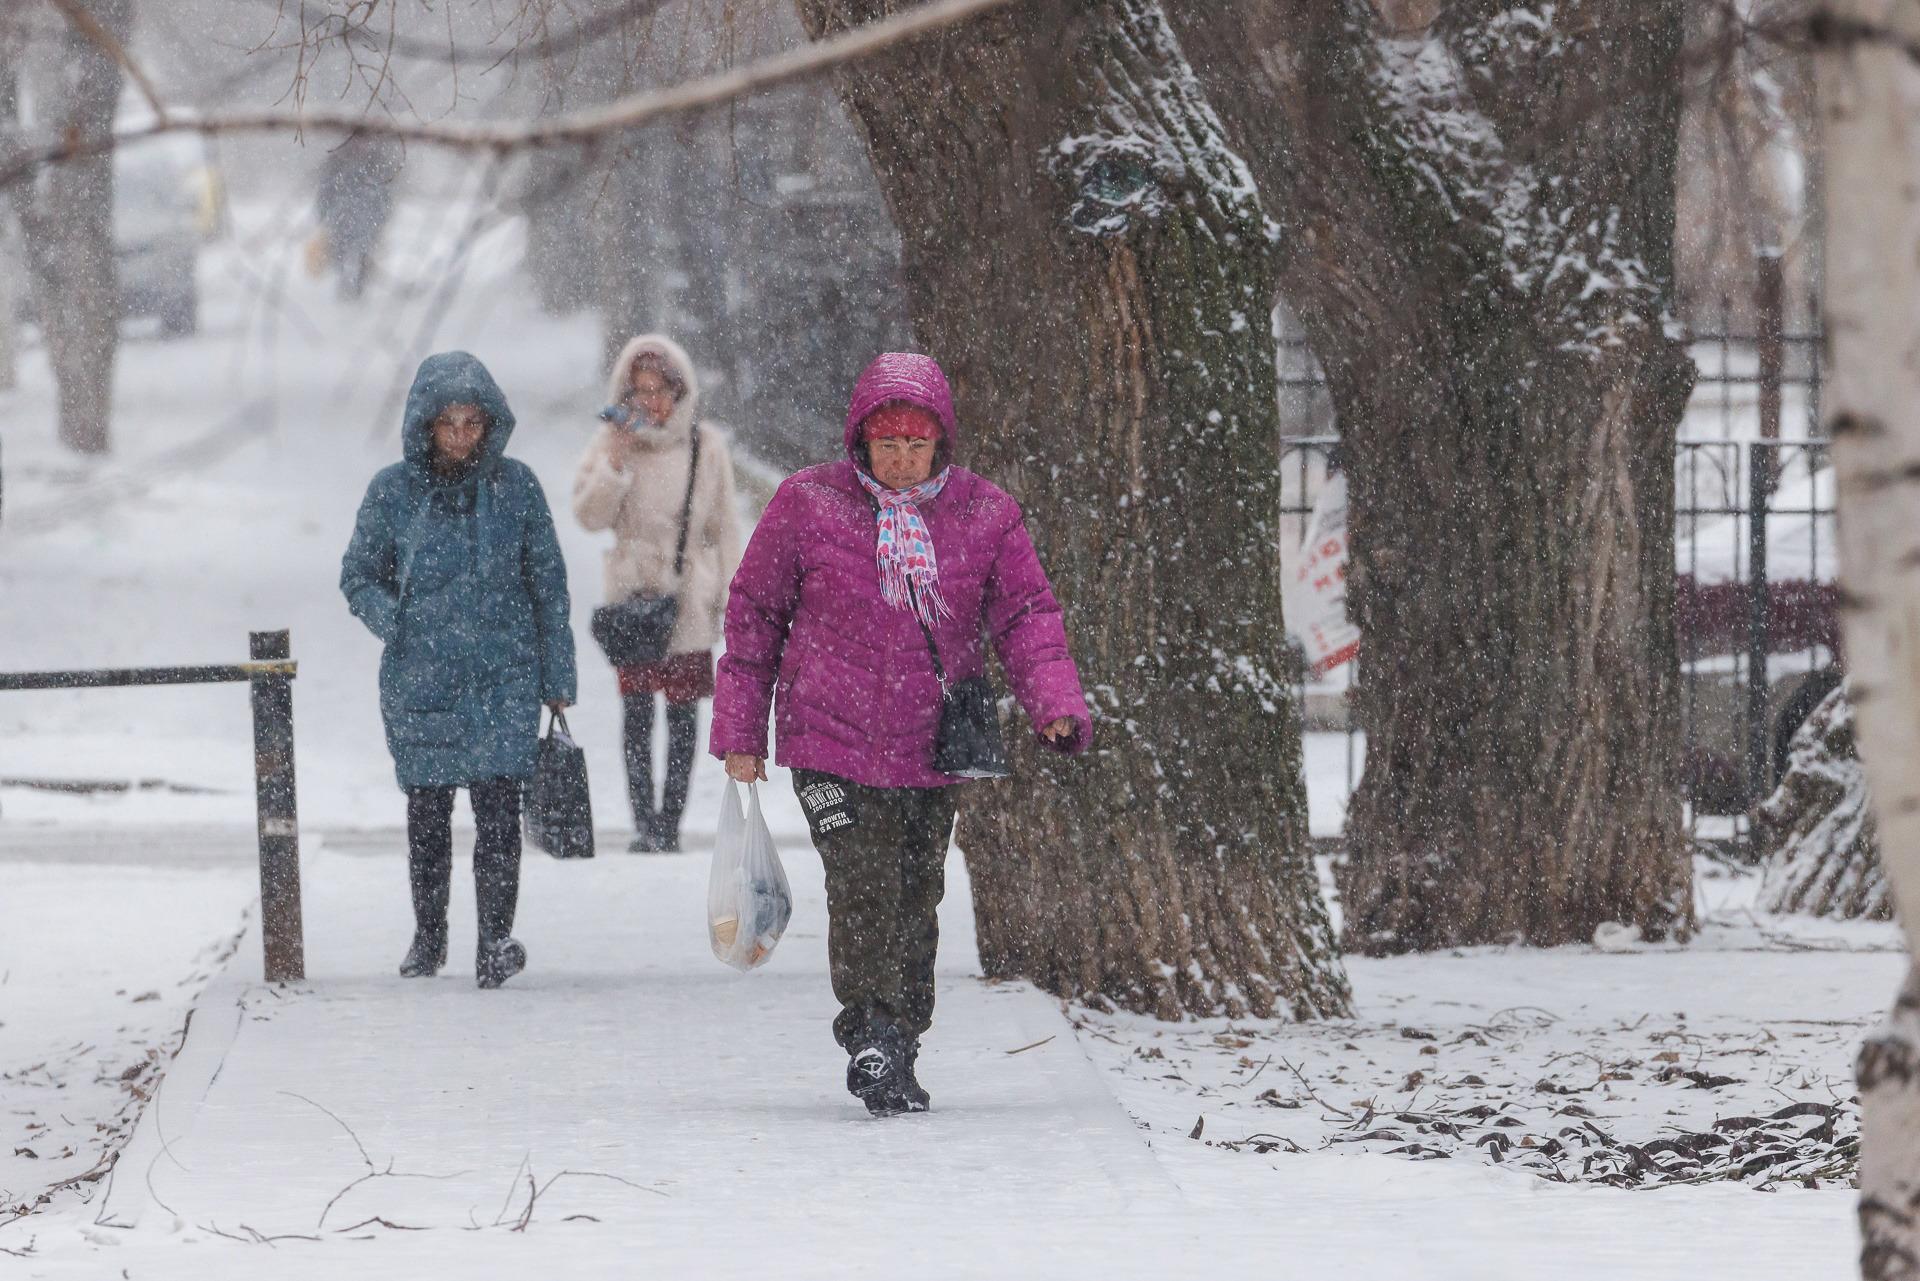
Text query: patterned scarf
856 467 953 630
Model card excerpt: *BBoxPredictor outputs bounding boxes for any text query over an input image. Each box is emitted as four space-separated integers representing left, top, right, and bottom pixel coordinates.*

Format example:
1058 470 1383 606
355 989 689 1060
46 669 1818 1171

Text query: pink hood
843 353 957 463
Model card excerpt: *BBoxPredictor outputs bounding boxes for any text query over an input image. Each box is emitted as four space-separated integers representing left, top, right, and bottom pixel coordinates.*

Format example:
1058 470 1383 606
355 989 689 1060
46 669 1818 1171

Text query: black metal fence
1278 328 1837 857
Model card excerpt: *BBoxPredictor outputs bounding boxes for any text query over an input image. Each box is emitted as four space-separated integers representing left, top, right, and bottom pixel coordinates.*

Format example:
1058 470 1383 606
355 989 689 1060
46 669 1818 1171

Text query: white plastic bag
708 781 794 971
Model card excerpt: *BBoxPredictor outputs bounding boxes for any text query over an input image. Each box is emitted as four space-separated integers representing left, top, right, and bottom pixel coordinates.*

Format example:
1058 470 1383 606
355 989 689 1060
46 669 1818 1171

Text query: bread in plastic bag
708 781 794 971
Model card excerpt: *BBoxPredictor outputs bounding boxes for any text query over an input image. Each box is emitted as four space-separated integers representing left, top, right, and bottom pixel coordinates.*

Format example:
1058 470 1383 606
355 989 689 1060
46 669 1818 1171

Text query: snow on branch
1054 0 1276 243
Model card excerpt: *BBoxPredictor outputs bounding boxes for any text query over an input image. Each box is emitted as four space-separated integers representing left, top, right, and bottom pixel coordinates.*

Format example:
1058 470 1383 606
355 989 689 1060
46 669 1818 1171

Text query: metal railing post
1744 255 1787 828
249 630 305 982
1745 448 1774 822
1757 250 1785 456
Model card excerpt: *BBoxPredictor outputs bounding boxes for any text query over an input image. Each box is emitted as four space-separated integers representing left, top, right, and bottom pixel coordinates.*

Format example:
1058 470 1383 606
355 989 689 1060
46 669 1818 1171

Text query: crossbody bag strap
671 426 702 578
911 589 950 693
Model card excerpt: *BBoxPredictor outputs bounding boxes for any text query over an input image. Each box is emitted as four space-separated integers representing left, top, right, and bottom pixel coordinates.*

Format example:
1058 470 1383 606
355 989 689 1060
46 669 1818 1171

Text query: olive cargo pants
793 770 958 1050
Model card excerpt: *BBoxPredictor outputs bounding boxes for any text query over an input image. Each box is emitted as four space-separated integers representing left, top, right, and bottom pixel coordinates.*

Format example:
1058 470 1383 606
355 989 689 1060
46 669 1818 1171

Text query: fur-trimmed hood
606 334 701 445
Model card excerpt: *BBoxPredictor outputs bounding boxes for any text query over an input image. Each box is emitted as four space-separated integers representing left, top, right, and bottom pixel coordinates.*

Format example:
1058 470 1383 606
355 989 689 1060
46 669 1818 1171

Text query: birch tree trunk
794 0 1350 1019
1814 5 1920 1274
1165 0 1696 953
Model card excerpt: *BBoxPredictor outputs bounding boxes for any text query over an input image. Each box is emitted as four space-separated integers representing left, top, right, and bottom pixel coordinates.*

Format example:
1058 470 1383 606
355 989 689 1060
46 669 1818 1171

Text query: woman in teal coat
341 351 577 989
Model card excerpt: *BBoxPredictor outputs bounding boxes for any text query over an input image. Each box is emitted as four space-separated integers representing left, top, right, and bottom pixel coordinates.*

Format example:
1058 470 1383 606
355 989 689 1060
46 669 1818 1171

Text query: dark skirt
617 650 715 704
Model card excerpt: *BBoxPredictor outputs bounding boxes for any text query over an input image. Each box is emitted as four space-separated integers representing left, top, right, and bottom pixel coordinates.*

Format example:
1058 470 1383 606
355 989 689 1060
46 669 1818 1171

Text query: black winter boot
476 937 527 990
847 1027 912 1117
900 1038 931 1113
399 930 447 978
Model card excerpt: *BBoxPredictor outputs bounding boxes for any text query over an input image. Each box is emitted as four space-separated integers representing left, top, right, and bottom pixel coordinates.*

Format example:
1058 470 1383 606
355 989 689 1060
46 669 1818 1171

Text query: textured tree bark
1813 5 1920 1274
0 45 14 394
792 0 1349 1019
1166 0 1697 953
0 216 18 394
7 0 129 455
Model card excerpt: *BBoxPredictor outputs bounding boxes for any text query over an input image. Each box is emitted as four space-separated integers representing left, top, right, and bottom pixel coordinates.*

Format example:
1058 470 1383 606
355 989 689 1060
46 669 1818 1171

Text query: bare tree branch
234 0 677 73
40 0 167 123
1 0 1022 188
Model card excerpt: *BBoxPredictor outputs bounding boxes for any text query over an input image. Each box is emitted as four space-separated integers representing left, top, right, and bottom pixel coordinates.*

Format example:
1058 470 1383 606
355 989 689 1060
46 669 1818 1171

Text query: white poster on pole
1284 470 1360 678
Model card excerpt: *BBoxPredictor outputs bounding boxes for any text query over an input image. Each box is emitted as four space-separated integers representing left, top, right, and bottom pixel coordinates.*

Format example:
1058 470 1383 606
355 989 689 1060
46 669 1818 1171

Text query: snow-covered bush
1757 684 1890 920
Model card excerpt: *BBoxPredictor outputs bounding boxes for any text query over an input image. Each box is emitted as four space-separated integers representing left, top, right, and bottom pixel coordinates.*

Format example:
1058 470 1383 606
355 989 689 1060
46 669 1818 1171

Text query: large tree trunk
8 0 128 455
794 0 1349 1019
1813 5 1920 1275
1166 0 1696 953
0 215 18 394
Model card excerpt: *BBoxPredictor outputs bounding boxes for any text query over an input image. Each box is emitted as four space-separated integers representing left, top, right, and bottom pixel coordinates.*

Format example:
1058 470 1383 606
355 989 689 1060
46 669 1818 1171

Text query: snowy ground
0 194 1902 1276
1082 883 1897 1194
0 860 253 1223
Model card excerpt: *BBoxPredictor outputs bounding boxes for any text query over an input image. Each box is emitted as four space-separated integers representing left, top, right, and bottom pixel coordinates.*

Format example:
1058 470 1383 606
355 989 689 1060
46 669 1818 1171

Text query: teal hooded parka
340 352 577 788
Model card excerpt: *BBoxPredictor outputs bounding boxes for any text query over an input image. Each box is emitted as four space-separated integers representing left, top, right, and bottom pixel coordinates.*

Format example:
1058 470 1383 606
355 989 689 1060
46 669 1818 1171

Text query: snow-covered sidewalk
1 821 1891 1279
22 820 1199 1277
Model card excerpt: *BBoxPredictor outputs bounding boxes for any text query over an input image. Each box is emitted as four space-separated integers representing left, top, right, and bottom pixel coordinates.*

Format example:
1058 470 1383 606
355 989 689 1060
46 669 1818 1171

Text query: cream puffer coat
572 335 743 657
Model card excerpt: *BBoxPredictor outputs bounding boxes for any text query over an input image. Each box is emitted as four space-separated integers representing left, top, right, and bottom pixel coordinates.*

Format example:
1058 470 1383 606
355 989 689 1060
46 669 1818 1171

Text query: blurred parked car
113 134 224 337
1280 453 1843 820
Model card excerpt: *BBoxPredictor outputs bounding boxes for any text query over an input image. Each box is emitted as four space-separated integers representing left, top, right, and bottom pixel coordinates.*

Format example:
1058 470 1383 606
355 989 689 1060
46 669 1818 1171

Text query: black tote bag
525 711 595 859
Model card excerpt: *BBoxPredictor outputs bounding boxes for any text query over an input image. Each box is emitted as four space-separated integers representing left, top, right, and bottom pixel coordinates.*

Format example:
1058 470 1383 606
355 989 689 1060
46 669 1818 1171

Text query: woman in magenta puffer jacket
711 352 1089 1118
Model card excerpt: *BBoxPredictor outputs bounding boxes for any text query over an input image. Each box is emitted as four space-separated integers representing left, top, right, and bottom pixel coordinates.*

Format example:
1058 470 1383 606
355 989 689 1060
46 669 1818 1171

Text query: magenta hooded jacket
709 358 1090 789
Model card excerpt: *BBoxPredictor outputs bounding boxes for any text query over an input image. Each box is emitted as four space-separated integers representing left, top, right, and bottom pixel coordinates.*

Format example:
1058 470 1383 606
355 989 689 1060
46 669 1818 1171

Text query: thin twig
1276 1055 1353 1120
535 1169 666 1200
1226 1055 1274 1090
334 1215 428 1233
279 1091 373 1169
1004 1036 1055 1056
1 0 1026 187
40 0 168 124
495 1152 531 1227
510 1170 538 1232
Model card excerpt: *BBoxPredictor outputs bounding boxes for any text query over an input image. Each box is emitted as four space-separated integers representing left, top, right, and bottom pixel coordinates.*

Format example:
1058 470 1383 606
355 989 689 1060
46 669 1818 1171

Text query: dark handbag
912 597 1012 780
590 595 679 667
525 711 595 859
590 427 701 669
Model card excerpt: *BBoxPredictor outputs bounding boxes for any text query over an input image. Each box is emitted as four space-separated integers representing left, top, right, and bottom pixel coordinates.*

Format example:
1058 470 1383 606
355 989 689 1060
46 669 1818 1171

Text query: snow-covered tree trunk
1815 4 1920 1274
1758 685 1889 921
793 0 1350 1019
6 1 129 455
1165 0 1697 954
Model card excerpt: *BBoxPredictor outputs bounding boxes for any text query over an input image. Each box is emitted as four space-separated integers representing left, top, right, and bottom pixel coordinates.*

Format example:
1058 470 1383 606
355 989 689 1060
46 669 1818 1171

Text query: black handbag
590 428 701 668
525 711 595 859
913 599 1012 780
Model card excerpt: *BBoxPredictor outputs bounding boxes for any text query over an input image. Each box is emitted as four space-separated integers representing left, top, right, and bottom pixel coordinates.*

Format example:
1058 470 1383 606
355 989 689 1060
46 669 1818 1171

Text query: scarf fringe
860 468 953 632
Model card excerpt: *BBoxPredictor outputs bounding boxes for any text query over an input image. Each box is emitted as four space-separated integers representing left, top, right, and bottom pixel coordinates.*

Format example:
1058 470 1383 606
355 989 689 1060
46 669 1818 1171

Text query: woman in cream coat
574 335 742 851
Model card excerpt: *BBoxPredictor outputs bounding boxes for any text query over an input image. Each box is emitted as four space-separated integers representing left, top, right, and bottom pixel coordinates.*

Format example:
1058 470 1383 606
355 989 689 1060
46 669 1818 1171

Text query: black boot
472 779 526 989
398 929 447 978
404 786 455 979
846 1026 912 1117
900 1038 931 1113
655 700 696 855
623 693 660 852
476 936 527 990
